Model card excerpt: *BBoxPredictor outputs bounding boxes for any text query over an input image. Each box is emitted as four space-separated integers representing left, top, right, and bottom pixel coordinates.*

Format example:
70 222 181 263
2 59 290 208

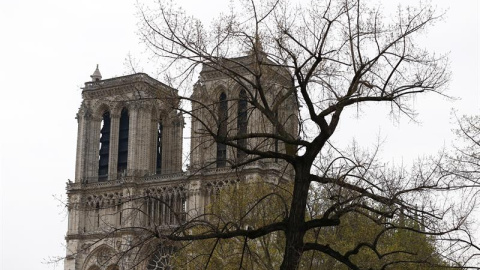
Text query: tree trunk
280 166 310 270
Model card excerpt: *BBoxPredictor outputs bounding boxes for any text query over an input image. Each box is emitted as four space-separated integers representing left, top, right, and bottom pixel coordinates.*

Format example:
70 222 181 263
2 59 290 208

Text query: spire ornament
90 64 102 81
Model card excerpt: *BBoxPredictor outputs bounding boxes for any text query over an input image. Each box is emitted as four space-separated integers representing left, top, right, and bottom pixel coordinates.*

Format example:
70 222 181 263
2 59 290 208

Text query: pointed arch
93 103 111 120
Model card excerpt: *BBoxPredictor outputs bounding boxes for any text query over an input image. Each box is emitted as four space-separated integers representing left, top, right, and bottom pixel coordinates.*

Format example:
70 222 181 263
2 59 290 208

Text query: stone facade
64 59 297 270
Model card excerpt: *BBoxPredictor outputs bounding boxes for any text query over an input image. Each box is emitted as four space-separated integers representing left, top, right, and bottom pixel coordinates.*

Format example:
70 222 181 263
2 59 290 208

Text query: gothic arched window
98 111 111 181
217 92 227 167
117 108 129 174
156 122 163 174
237 89 248 160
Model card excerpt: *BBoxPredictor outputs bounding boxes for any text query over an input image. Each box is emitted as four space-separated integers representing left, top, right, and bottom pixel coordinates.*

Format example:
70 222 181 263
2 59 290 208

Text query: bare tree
449 115 480 185
131 0 480 269
61 1 480 269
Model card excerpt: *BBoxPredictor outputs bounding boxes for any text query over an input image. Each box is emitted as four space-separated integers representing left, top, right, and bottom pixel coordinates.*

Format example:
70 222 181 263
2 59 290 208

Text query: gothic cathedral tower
64 58 297 269
65 67 184 270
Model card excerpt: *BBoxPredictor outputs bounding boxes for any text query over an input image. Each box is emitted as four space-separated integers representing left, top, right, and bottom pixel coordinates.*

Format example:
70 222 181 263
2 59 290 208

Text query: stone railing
143 172 186 182
67 172 188 191
191 160 283 175
66 161 286 191
83 73 176 92
66 179 124 191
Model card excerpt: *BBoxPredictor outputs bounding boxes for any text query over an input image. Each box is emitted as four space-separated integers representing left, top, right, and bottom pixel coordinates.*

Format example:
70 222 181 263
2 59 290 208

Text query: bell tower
189 54 298 170
74 67 183 183
65 67 184 270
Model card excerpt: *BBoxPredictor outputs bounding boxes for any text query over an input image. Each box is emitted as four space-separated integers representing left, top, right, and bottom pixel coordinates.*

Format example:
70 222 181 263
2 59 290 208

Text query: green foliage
172 181 290 269
173 181 449 269
302 212 447 269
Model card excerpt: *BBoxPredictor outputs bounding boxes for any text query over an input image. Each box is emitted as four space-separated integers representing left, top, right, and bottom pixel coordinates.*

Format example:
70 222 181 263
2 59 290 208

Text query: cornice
83 73 176 92
67 163 287 194
65 227 177 241
82 73 178 101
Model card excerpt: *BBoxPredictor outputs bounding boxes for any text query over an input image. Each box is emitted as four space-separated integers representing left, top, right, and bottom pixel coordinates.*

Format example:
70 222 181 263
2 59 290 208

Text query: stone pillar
126 103 155 177
137 105 152 175
64 239 80 270
162 113 183 174
127 108 138 176
120 186 138 229
172 115 183 172
108 114 120 180
150 117 158 174
186 180 203 220
161 120 172 174
190 109 210 170
85 118 101 182
75 113 87 182
66 194 81 234
64 193 85 270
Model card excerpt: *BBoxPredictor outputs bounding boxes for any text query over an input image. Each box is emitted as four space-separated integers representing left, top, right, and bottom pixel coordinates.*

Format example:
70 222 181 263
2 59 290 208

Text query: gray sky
0 0 478 269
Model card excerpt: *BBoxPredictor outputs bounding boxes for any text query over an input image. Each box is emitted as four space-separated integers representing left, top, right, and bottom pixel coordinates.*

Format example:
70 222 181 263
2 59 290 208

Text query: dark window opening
217 92 228 167
98 111 111 181
237 89 248 160
117 109 129 174
156 122 163 174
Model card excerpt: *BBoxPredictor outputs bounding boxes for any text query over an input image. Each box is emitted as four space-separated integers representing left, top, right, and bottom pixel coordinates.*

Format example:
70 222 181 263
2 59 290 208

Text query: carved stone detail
85 192 123 208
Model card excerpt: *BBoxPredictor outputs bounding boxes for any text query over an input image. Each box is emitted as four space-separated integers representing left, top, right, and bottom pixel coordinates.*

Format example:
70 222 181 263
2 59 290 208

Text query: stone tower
189 54 298 171
64 59 297 269
65 68 184 270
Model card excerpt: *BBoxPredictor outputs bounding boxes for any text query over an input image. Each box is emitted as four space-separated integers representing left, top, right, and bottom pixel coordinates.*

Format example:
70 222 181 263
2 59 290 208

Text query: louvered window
98 111 111 181
117 109 129 174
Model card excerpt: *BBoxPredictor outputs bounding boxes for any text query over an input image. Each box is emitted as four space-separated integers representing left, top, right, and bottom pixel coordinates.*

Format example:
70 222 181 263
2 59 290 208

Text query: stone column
127 104 152 177
150 117 158 174
63 239 80 270
161 112 183 174
108 114 120 180
186 180 203 221
120 186 140 230
127 107 138 176
75 113 87 182
172 115 183 172
136 105 152 175
85 118 101 182
65 193 81 248
161 120 172 174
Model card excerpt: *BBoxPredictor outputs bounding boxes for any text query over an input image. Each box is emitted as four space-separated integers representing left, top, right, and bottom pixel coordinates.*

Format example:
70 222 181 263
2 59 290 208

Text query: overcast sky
0 1 478 269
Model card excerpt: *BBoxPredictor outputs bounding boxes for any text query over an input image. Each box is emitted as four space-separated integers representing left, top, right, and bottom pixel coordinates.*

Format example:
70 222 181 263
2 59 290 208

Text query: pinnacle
90 64 102 81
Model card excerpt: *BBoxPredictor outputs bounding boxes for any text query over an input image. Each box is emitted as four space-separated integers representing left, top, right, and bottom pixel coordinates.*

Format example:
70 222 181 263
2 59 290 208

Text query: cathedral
64 55 297 269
